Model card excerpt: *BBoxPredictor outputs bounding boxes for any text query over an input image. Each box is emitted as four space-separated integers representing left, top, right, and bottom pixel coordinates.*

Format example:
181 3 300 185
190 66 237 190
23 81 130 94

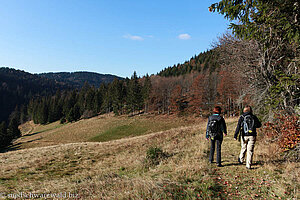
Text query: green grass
88 116 191 143
89 124 149 142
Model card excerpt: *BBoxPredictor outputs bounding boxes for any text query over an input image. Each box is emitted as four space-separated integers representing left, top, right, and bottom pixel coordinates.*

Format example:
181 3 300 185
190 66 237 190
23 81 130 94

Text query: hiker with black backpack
234 105 261 169
206 106 227 167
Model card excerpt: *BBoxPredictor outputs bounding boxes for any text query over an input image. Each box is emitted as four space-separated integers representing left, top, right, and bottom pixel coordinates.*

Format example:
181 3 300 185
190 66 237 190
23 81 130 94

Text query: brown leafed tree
188 74 206 115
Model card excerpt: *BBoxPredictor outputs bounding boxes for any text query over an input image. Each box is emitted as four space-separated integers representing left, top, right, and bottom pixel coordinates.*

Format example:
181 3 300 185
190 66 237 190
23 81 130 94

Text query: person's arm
234 116 242 139
205 117 210 139
221 117 227 135
254 115 262 128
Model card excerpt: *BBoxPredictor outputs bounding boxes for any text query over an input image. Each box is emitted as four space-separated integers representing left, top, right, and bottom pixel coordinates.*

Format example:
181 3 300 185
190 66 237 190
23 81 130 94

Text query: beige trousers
239 136 256 168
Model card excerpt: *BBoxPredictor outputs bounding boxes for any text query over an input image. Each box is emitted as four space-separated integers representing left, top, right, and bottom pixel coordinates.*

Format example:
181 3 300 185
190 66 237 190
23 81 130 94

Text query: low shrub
145 146 168 166
263 114 299 161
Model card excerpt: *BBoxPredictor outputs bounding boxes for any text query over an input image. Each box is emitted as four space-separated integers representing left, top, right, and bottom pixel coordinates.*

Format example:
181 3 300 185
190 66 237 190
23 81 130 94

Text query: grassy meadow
0 115 299 199
15 114 196 150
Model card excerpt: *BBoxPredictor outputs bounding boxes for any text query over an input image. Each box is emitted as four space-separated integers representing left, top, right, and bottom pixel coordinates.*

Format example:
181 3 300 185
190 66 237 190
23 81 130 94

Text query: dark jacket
206 114 227 139
234 112 261 139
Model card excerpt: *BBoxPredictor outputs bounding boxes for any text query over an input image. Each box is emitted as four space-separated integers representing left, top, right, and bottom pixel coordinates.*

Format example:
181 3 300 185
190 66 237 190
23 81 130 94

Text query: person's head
243 105 253 113
213 106 222 114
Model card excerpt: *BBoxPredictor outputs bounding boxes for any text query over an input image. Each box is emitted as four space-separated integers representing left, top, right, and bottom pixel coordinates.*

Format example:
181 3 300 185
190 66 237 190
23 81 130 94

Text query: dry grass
0 115 299 199
1 124 207 199
15 114 196 150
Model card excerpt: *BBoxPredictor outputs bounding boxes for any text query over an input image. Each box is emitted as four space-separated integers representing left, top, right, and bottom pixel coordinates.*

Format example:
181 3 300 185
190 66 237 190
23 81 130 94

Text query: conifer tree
7 117 21 141
101 83 112 114
53 89 63 121
19 105 28 124
0 121 8 147
38 98 49 124
95 84 105 113
85 86 96 112
48 98 57 123
110 79 122 115
63 90 77 117
142 74 152 113
127 71 142 114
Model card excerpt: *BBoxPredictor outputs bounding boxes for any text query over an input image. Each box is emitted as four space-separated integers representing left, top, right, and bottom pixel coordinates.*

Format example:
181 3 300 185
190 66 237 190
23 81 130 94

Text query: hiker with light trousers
206 106 227 167
234 105 261 169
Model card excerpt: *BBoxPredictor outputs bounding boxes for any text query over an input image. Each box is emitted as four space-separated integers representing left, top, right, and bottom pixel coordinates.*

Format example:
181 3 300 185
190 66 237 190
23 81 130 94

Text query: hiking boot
246 166 252 170
238 158 243 165
217 163 223 167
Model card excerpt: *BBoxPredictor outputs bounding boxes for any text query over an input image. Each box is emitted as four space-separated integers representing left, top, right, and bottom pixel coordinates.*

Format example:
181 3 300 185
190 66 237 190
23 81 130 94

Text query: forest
39 71 123 89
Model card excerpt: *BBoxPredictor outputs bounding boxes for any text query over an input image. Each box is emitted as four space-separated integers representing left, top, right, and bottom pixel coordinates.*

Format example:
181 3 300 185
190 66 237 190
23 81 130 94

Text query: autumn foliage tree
216 70 242 116
169 85 183 114
188 74 206 115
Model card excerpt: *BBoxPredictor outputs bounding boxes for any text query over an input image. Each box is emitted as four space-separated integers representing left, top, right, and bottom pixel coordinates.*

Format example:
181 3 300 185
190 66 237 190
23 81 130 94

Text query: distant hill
39 71 124 88
0 67 72 123
158 49 219 77
0 68 123 123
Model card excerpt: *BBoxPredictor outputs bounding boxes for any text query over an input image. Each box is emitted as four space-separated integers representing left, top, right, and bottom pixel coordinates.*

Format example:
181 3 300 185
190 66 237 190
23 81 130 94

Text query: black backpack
242 114 255 134
208 115 221 140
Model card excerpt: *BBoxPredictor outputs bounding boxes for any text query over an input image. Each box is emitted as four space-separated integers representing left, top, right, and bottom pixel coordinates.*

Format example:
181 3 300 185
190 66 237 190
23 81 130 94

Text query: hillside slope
0 67 72 123
0 117 298 199
14 115 194 150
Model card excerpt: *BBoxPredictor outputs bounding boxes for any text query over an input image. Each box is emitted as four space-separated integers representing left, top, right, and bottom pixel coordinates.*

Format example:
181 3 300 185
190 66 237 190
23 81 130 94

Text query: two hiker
206 105 261 169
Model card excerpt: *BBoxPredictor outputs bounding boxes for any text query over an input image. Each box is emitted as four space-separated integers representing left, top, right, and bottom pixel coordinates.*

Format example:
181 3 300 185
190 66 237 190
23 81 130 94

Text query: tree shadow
0 138 42 153
23 131 43 137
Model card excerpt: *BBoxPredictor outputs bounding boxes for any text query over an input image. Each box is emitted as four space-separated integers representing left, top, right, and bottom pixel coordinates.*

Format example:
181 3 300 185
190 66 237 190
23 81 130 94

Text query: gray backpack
242 115 255 134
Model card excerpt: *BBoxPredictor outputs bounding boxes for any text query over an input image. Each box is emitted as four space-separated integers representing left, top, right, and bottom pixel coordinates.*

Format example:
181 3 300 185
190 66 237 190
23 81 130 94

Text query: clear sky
0 0 229 78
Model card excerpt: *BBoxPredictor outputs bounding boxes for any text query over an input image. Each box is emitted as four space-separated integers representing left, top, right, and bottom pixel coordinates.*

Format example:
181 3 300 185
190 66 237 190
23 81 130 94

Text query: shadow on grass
222 160 264 168
222 162 242 167
23 131 44 137
0 138 42 153
207 167 228 199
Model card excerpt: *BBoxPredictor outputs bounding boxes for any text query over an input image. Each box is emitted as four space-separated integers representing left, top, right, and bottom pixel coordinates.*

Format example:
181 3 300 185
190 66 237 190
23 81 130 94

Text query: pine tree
85 86 96 112
101 83 112 114
53 89 63 121
66 108 75 122
110 79 123 115
127 72 142 114
0 121 8 147
7 117 21 141
63 90 77 117
95 84 105 113
38 98 49 124
19 105 28 124
142 74 152 113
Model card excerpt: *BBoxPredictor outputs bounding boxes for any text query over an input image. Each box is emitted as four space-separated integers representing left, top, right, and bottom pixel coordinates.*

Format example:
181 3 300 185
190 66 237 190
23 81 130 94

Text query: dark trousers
209 135 223 164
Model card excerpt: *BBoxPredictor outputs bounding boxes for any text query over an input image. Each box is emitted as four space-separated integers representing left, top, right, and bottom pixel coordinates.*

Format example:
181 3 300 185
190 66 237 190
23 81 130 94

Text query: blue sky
0 0 229 78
